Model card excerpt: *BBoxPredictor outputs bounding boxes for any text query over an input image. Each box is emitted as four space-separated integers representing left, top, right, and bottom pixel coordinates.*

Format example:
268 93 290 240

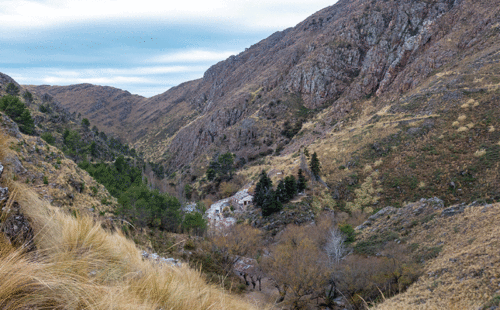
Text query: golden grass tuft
0 181 260 310
0 129 259 310
474 149 487 157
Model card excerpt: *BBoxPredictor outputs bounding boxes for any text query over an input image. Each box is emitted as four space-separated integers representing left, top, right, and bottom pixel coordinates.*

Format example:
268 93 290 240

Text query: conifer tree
310 152 321 180
297 169 307 192
254 170 272 208
284 175 297 201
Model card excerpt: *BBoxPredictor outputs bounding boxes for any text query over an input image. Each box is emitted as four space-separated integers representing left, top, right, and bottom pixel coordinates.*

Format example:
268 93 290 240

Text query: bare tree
325 227 347 266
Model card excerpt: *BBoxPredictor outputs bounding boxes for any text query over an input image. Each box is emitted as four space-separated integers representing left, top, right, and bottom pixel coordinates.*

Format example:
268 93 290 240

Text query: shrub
0 95 35 134
5 83 19 96
41 132 55 145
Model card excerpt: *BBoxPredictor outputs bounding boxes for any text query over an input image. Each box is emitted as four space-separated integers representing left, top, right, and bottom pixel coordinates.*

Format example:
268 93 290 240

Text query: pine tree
284 175 297 201
310 152 321 180
297 169 307 192
275 180 287 203
5 83 19 96
254 170 272 208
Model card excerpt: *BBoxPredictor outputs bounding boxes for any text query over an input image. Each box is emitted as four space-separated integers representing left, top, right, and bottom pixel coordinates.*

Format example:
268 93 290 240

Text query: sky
1 0 336 97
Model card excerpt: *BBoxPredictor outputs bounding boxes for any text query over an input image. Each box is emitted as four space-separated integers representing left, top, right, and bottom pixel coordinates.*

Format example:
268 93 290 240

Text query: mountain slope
26 0 500 172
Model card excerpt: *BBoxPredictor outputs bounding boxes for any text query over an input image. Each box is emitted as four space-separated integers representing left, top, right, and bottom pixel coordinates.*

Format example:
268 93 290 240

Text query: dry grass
374 203 500 310
0 130 260 310
0 183 260 310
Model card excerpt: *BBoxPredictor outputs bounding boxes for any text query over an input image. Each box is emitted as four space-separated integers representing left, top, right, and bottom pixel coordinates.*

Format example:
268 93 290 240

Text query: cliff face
26 0 500 170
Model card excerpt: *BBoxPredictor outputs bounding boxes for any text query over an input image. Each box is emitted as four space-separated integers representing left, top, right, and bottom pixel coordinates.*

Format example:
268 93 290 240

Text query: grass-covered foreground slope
0 126 259 309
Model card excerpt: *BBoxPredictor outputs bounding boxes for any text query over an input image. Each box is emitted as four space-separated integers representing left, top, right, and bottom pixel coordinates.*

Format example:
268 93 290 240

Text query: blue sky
1 0 336 97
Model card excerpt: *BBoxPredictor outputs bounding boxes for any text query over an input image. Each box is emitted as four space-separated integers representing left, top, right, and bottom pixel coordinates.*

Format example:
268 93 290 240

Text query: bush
41 132 55 145
5 83 19 96
22 91 33 103
0 95 35 134
182 212 207 235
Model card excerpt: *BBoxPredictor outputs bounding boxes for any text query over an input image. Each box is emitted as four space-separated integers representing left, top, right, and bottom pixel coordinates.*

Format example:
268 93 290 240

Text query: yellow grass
0 183 260 310
0 130 260 310
374 203 500 310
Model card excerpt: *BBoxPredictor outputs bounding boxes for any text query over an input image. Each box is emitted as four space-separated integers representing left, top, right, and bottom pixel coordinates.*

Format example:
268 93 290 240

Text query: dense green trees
0 95 35 134
118 185 181 231
254 170 306 216
79 156 142 197
206 152 235 181
80 156 197 232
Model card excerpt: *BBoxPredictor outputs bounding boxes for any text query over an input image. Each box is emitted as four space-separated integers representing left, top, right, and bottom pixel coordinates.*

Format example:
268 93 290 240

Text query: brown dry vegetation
371 203 500 310
0 129 260 310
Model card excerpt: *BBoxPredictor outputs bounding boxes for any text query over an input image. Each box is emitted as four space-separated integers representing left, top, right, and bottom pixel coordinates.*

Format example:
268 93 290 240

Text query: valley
1 0 500 309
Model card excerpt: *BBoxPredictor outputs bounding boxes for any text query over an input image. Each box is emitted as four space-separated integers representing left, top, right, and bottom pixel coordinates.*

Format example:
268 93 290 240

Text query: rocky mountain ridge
25 0 500 173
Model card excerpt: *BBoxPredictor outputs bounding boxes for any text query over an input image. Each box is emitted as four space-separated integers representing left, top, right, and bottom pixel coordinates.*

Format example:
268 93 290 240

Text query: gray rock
0 162 3 178
442 205 465 217
1 202 36 252
368 206 397 221
0 187 8 203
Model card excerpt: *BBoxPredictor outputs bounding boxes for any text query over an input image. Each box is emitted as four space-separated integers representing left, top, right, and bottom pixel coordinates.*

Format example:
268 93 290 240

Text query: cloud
147 50 237 64
4 65 208 97
0 0 336 34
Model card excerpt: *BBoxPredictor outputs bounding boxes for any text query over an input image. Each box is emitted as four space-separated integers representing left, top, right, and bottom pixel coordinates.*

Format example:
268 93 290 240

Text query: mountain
27 0 500 170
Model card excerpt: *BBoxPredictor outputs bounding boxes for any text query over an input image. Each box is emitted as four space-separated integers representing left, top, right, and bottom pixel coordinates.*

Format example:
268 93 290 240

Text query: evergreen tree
82 118 90 128
284 175 297 200
254 170 273 208
22 91 33 103
5 83 19 96
297 169 307 192
275 180 287 203
0 95 34 134
262 193 282 217
310 152 321 180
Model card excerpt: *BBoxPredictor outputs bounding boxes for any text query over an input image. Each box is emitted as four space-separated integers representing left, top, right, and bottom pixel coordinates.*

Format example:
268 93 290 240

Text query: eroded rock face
24 0 499 170
1 202 36 253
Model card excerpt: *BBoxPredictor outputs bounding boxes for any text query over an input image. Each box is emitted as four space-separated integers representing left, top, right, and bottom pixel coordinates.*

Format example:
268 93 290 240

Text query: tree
297 169 307 192
325 228 347 265
0 95 34 134
275 180 287 203
254 170 282 216
254 170 272 207
5 83 19 96
206 152 235 181
41 132 55 145
90 141 98 157
284 175 297 201
182 212 207 236
261 224 330 308
211 224 262 276
310 152 321 180
22 91 33 104
81 118 90 128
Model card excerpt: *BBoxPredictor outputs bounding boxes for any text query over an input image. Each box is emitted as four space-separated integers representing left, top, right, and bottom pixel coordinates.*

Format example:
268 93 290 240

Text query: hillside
3 0 500 308
27 0 500 173
0 109 259 309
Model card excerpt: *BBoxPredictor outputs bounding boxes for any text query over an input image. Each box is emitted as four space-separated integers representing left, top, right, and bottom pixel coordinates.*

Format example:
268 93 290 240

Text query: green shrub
0 95 35 134
5 83 19 96
41 132 55 145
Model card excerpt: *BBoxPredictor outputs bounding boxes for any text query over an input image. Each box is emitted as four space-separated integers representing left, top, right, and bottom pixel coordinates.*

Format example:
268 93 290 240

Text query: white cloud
4 65 208 97
0 0 336 33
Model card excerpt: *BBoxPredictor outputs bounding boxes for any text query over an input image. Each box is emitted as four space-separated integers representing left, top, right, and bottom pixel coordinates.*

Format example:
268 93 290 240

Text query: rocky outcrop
21 0 500 170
